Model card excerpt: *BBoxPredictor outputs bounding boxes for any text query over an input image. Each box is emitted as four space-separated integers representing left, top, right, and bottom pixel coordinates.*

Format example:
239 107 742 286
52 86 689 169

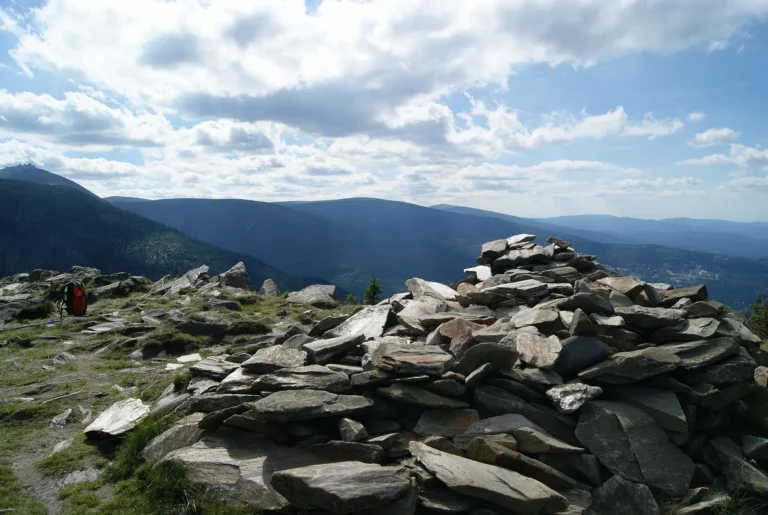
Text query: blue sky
1 0 768 221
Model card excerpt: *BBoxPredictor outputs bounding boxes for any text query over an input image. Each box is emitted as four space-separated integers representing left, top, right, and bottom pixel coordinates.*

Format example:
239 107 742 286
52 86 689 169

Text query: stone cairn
87 234 768 515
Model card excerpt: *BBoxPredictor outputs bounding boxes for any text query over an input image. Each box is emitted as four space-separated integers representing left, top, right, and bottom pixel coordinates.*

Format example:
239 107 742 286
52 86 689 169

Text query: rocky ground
1 236 767 515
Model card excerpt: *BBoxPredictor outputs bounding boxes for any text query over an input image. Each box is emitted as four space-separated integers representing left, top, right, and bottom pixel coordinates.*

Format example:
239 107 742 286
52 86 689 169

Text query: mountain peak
0 164 96 197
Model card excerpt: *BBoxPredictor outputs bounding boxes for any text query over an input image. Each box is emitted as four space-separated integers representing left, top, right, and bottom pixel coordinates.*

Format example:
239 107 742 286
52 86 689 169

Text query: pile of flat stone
88 234 768 515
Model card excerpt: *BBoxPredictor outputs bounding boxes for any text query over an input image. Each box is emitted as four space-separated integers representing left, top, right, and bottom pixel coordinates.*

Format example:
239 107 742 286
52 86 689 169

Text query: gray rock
245 390 374 423
207 298 241 311
304 334 365 364
651 318 720 343
597 276 647 297
50 438 74 456
414 409 480 438
743 435 768 460
481 239 508 259
50 408 74 429
519 368 564 391
351 370 394 387
579 347 681 384
569 309 598 336
715 318 763 345
465 414 545 436
143 417 205 462
409 441 567 515
241 346 307 374
512 308 560 330
495 247 551 269
255 365 350 392
538 454 602 488
84 398 150 438
53 351 76 366
660 337 740 370
710 437 768 496
575 401 694 498
680 348 756 385
547 237 570 249
589 313 625 327
62 467 101 487
377 384 469 409
259 278 280 297
614 305 684 330
553 336 613 380
513 333 562 369
190 356 240 380
467 438 579 491
426 379 467 398
373 343 453 377
485 378 549 403
612 386 688 433
453 343 518 376
465 363 493 390
546 383 603 414
661 284 708 307
282 334 317 350
327 305 392 339
310 314 350 337
609 290 635 309
418 486 473 513
339 418 368 442
465 265 493 282
592 476 660 515
287 285 338 308
559 293 614 316
189 394 261 413
270 461 411 513
219 262 251 290
512 427 584 454
187 376 220 395
407 278 461 302
305 441 387 465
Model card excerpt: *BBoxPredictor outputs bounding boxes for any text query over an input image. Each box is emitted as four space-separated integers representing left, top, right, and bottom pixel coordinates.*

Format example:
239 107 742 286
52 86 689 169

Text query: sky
1 0 768 221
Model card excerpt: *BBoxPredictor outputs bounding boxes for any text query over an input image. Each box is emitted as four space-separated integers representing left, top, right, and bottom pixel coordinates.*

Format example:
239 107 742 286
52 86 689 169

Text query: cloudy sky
1 0 768 221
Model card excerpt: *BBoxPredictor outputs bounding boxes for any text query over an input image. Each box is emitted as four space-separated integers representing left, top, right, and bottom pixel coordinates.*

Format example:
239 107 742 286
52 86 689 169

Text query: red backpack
58 281 88 318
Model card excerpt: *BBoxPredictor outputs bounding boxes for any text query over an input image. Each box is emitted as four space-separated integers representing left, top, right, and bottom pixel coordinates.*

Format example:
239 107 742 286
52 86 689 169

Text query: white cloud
719 175 768 192
688 127 740 147
688 112 707 121
679 144 768 169
708 39 729 52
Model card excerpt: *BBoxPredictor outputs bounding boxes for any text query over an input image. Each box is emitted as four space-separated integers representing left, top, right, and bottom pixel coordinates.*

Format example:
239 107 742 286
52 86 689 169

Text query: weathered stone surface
652 318 720 343
304 334 365 364
512 308 560 329
339 418 368 442
592 476 660 515
553 336 613 380
465 414 545 436
418 486 472 514
282 334 317 350
421 435 465 457
407 278 460 302
575 401 694 498
426 379 467 398
84 398 150 438
614 306 684 330
465 363 493 390
743 435 768 460
255 365 350 392
465 265 493 282
538 454 602 488
612 386 688 433
715 318 763 345
481 239 508 259
219 262 251 290
485 378 549 403
710 437 768 496
680 348 756 385
189 394 261 413
287 285 338 308
242 346 307 373
259 278 280 297
609 290 635 308
245 390 374 423
513 333 562 369
309 314 349 337
409 442 567 515
453 343 518 376
190 356 240 380
414 409 479 438
373 343 453 377
377 384 469 409
327 305 392 339
589 313 625 327
579 347 681 384
661 285 708 307
467 438 579 491
568 309 598 336
546 383 603 414
559 293 613 316
143 419 205 462
597 276 647 297
512 427 584 454
661 337 740 370
216 368 260 394
270 461 411 513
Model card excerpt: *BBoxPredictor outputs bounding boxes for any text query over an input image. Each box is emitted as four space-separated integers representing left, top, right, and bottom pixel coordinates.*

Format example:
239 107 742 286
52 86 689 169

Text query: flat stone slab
245 390 374 423
414 409 480 438
373 343 453 377
377 384 469 409
254 365 350 392
326 305 392 340
409 441 567 515
304 334 365 364
84 398 149 438
579 347 681 384
270 461 411 513
660 337 739 370
241 346 307 373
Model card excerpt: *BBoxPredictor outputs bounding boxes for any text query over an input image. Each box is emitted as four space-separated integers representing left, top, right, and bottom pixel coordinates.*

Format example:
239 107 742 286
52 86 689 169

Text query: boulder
559 293 614 316
287 285 338 308
304 334 365 364
553 336 613 380
660 337 740 370
377 384 469 409
84 398 150 438
406 278 460 302
327 305 392 339
219 262 251 290
651 318 720 343
614 306 684 330
575 401 694 498
409 442 567 515
339 418 368 442
310 314 350 337
569 309 598 336
245 390 374 423
465 414 545 436
611 386 688 433
143 416 205 462
592 476 660 515
373 343 453 377
414 409 480 438
661 285 708 307
546 383 603 414
270 461 412 513
190 356 240 380
710 437 768 496
512 309 560 330
453 343 518 376
241 346 307 373
579 347 681 384
254 365 350 392
679 348 756 386
513 333 562 369
259 278 281 297
597 276 647 297
512 427 584 454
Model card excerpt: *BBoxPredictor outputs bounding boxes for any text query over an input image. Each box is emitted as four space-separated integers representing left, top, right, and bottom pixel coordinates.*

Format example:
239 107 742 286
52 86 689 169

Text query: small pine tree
345 293 359 305
746 293 768 341
363 274 382 305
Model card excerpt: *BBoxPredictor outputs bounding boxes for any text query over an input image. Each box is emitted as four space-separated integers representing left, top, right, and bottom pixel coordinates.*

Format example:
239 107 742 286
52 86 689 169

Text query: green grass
172 369 193 391
13 301 55 321
140 331 206 358
0 401 64 454
35 435 106 477
713 490 767 515
103 416 174 482
0 461 48 515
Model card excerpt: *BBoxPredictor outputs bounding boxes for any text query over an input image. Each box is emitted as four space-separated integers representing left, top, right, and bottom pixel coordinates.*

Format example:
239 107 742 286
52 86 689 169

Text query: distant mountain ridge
0 164 96 197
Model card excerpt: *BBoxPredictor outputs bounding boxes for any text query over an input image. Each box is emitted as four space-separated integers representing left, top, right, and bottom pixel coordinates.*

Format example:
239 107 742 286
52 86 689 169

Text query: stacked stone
89 234 768 515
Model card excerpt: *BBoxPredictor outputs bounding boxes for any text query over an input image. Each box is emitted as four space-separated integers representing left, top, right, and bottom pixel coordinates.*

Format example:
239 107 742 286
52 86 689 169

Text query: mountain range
2 165 767 309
